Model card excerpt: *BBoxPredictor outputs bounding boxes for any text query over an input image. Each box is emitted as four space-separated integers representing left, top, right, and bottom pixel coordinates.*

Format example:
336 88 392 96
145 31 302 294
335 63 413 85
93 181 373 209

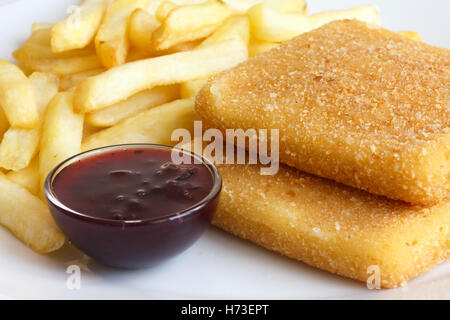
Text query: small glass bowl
44 144 222 269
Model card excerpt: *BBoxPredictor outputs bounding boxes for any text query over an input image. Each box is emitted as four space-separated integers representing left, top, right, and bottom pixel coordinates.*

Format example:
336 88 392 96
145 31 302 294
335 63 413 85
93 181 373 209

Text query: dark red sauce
52 148 214 221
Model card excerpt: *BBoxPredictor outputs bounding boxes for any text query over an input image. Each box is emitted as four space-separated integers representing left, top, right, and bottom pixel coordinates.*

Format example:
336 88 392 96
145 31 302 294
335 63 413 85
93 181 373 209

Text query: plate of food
0 0 448 300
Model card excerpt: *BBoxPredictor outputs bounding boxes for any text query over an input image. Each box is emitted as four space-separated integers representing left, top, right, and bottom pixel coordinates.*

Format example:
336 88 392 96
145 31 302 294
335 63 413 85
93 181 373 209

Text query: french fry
180 79 207 98
155 0 177 20
16 28 95 59
16 60 34 76
249 4 379 42
171 0 207 5
0 172 65 253
152 0 231 50
27 27 52 46
31 22 53 33
83 122 103 141
74 39 247 113
60 68 105 91
82 98 196 151
39 92 84 195
221 0 262 13
0 72 59 171
146 0 164 15
86 85 180 127
95 0 150 68
200 15 250 47
129 8 162 51
154 0 208 20
27 72 60 117
51 0 108 52
266 0 307 14
0 109 8 139
14 29 101 76
128 39 204 62
126 49 153 62
0 122 42 170
249 37 279 57
22 55 102 76
399 31 422 41
6 158 40 195
223 0 307 14
13 33 102 75
160 39 204 53
0 59 39 129
14 42 95 61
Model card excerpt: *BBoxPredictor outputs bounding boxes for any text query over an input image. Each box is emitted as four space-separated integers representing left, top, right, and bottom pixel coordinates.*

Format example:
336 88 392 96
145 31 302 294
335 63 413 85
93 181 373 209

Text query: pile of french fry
0 0 421 254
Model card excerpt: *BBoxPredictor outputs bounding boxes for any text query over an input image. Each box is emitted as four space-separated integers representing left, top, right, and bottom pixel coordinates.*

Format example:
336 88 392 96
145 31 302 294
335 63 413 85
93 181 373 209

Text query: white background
0 0 448 300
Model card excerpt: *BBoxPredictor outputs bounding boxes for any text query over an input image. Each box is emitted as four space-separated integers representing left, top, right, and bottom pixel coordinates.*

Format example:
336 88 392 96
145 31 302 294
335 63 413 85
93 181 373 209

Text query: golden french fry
180 79 207 98
27 27 52 46
16 60 34 76
221 0 261 13
31 22 53 33
39 92 84 195
6 158 40 195
399 31 422 41
155 0 177 20
82 122 102 140
0 59 39 129
154 0 207 20
160 39 204 53
223 0 307 13
266 0 307 13
129 8 162 51
20 54 102 76
0 127 40 171
82 98 196 151
249 37 279 57
152 0 231 50
14 29 100 76
28 72 60 118
16 28 95 59
249 4 379 42
0 72 59 171
200 15 250 47
0 109 8 139
51 0 108 52
86 85 180 127
128 39 204 62
95 0 150 68
60 68 105 91
154 0 219 20
126 49 153 62
74 39 247 113
0 172 65 253
14 42 95 61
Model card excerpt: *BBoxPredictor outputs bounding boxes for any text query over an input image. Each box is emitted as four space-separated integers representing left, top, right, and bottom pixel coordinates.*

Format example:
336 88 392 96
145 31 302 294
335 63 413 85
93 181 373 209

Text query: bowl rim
44 143 222 226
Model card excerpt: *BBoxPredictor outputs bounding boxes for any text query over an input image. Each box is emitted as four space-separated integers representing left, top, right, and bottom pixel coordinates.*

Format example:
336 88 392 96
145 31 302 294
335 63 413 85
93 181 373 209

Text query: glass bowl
44 144 222 268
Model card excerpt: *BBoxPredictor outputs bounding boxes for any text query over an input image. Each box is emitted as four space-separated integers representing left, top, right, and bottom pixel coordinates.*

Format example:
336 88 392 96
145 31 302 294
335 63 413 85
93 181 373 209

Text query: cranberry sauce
52 148 214 221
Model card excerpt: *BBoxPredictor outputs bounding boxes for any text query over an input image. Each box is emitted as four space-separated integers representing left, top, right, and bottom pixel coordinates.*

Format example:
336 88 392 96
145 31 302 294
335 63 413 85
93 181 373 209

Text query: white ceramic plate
0 0 448 300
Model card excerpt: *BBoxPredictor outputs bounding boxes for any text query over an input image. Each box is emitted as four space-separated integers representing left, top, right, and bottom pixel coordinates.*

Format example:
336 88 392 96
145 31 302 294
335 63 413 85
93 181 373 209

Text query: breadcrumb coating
214 163 450 288
196 20 450 205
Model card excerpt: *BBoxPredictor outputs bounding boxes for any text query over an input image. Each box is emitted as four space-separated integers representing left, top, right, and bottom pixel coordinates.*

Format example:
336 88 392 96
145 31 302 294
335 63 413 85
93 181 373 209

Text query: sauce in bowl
52 148 214 221
45 144 221 268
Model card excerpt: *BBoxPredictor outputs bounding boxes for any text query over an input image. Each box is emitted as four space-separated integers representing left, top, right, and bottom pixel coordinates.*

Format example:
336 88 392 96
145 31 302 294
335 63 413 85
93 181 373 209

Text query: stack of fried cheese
195 20 450 288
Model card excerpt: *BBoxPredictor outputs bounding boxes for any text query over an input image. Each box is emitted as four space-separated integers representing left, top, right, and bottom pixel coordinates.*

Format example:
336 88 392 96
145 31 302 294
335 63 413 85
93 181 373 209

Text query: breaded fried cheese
214 163 450 288
196 20 450 205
